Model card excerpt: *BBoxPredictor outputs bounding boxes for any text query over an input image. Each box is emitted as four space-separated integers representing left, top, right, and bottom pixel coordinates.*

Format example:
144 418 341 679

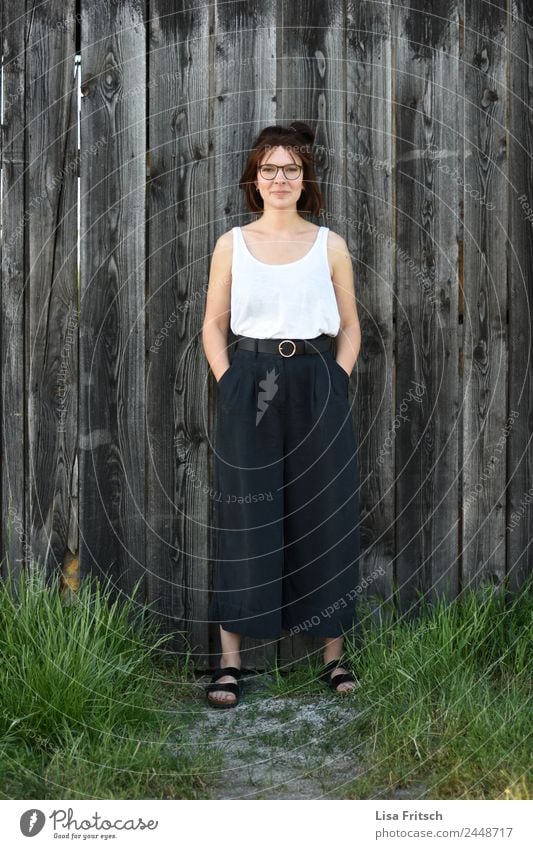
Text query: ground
183 670 426 800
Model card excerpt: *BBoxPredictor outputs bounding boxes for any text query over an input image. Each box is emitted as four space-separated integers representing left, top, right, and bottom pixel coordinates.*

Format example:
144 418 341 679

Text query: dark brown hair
238 121 323 216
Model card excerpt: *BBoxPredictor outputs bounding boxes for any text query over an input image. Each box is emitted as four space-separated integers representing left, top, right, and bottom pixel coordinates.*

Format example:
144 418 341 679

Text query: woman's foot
206 654 241 706
328 664 357 692
322 638 357 693
321 653 358 693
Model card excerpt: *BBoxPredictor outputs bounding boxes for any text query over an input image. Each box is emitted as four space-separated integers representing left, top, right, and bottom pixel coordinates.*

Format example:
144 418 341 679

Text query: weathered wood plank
211 0 278 670
1 1 28 580
346 0 394 617
146 0 211 659
26 1 79 581
79 0 146 597
462 0 508 590
507 0 533 592
394 0 461 611
278 0 347 666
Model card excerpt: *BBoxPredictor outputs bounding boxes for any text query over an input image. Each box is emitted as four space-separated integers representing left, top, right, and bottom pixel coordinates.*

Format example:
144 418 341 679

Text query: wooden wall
1 0 531 669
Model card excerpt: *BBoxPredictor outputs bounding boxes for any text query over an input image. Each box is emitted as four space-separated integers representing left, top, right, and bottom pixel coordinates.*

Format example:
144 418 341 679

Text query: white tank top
229 225 341 339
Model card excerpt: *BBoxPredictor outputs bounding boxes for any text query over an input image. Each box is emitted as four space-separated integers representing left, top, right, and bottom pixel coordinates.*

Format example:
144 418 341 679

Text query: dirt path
189 671 366 800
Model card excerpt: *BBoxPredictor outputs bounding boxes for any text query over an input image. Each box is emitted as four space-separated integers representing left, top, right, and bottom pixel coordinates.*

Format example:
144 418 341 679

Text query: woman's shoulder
217 226 237 244
325 228 351 275
213 227 236 254
211 228 235 274
325 227 348 249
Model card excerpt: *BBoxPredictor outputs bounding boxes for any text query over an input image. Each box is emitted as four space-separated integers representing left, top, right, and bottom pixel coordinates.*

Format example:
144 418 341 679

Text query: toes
208 692 236 703
207 674 238 704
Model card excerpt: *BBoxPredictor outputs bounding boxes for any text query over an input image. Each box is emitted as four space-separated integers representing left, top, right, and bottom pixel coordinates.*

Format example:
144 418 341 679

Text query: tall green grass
343 578 533 799
2 556 530 800
0 561 219 799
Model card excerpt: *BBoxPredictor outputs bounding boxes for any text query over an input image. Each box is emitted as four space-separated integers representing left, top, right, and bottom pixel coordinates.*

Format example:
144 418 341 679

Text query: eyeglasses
258 163 303 180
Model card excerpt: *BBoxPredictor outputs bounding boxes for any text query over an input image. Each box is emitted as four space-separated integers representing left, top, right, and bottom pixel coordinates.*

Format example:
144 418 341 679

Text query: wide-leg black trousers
209 339 361 639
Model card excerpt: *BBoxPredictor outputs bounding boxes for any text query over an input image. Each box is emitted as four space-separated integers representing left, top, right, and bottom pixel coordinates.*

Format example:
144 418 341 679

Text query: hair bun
288 121 315 145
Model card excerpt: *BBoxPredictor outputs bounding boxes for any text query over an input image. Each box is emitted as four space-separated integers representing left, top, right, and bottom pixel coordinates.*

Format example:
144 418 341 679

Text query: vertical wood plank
212 0 278 671
79 0 146 597
507 0 533 592
462 0 508 590
394 0 461 610
146 1 211 660
26 1 79 580
1 1 28 578
278 0 346 667
346 0 394 612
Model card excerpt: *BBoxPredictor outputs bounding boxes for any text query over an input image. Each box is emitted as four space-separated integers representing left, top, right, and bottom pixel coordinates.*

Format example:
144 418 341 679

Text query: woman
201 122 362 708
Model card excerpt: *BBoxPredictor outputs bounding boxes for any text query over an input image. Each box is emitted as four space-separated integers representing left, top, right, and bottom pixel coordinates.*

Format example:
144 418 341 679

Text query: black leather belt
233 334 334 357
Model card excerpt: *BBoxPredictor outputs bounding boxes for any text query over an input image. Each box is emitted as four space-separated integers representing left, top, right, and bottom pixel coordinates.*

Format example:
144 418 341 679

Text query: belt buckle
278 339 296 357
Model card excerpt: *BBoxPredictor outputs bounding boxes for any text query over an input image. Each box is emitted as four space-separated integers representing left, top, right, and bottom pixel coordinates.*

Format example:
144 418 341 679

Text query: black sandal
205 666 243 709
319 655 359 692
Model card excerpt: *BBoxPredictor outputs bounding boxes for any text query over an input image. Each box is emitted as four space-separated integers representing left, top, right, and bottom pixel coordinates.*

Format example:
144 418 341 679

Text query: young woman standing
202 122 362 707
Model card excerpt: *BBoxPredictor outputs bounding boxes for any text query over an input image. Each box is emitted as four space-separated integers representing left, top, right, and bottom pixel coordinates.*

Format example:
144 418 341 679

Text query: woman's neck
253 211 307 232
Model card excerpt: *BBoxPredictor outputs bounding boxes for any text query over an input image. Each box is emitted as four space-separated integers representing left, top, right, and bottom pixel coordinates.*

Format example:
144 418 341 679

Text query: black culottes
209 340 361 639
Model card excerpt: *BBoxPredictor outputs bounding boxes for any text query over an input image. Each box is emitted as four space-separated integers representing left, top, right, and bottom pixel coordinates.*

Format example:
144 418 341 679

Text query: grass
229 578 532 799
0 560 221 799
1 554 531 800
336 578 533 799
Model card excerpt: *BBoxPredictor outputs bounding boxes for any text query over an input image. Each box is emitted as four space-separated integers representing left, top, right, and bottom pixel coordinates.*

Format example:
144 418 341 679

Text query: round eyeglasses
258 164 303 180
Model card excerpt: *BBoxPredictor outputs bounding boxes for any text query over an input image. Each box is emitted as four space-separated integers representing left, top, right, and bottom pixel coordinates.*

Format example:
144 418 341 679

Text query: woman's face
255 146 304 208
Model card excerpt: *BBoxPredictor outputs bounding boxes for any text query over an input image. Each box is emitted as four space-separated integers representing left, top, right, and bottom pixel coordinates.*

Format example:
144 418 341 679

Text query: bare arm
201 231 233 382
329 232 361 376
